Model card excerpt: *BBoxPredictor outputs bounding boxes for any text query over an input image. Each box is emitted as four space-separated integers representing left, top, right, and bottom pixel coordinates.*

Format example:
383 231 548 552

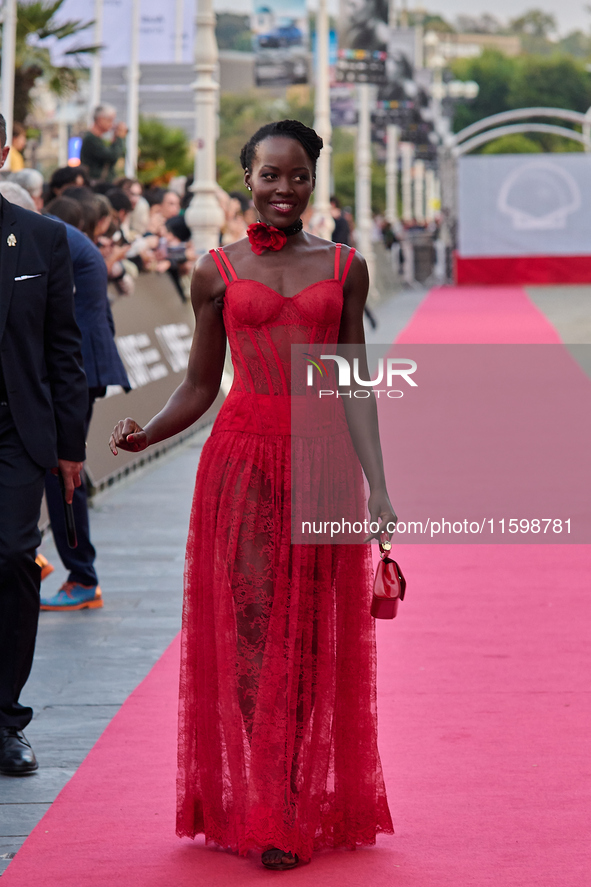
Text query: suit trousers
44 388 101 587
0 405 45 729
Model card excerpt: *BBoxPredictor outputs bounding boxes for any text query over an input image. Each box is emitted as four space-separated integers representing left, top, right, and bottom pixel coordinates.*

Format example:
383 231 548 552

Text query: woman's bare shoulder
220 237 250 258
304 232 339 252
191 251 227 304
341 247 369 305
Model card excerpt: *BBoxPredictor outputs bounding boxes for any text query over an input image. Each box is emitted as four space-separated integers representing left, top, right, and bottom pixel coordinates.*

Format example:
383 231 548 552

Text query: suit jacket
0 197 88 468
48 218 130 391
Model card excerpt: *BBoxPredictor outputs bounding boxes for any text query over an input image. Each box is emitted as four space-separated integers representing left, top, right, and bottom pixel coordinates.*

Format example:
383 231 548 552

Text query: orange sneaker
35 553 55 581
40 583 103 611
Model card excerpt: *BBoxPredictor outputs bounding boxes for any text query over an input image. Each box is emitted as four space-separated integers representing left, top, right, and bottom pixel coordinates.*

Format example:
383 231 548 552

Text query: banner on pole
49 0 194 67
387 27 417 75
330 85 357 127
313 28 338 80
376 27 418 125
336 0 388 84
369 26 435 158
252 0 309 87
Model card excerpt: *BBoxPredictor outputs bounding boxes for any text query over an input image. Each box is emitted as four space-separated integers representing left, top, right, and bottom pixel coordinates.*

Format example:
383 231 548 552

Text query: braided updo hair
240 119 323 174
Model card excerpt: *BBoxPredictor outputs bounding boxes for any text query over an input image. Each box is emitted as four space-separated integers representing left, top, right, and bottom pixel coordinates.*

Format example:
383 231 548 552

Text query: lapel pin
7 233 16 247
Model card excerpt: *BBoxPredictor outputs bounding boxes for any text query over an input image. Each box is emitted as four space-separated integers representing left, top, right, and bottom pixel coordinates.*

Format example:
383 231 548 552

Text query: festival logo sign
458 154 591 257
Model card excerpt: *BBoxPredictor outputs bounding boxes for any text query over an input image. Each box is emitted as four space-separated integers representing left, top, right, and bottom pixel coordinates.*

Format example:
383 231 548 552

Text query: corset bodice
209 244 356 436
224 278 343 397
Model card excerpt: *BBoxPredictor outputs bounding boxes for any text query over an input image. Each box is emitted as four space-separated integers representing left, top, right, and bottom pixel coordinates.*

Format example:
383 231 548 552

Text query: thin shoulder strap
209 249 231 285
218 247 238 281
334 242 342 280
340 246 356 285
209 247 238 285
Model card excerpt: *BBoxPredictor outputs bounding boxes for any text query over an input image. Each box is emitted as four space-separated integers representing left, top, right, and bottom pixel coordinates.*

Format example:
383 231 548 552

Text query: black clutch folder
58 470 78 549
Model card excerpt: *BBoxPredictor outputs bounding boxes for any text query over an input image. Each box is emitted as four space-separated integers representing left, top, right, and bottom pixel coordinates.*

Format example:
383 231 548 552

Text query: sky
215 0 591 37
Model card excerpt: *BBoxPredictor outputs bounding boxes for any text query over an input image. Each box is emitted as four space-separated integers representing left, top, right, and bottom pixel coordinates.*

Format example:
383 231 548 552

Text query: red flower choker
246 219 303 255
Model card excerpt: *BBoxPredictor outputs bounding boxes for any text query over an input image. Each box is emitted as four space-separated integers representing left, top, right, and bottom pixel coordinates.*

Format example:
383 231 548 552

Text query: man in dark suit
0 114 88 775
41 198 130 609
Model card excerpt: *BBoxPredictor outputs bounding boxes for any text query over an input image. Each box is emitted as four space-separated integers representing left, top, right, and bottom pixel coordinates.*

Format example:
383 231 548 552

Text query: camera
167 244 187 263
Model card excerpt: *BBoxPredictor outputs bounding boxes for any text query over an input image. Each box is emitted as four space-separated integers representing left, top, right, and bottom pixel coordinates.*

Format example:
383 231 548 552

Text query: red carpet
396 285 562 344
379 288 591 541
4 286 590 885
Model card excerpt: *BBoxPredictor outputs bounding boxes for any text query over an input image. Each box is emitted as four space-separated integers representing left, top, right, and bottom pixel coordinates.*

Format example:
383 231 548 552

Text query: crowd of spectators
0 157 312 306
0 112 382 308
3 106 436 312
0 158 410 312
0 164 201 304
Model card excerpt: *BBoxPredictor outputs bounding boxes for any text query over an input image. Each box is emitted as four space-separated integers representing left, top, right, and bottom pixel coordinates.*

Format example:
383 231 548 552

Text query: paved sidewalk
526 285 591 343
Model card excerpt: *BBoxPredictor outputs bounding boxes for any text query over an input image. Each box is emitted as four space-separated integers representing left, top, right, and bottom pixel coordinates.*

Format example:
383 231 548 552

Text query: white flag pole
413 158 425 224
89 0 104 118
385 123 399 226
355 82 376 291
425 167 436 224
125 0 140 176
400 140 414 223
175 0 184 63
313 0 334 241
1 0 17 169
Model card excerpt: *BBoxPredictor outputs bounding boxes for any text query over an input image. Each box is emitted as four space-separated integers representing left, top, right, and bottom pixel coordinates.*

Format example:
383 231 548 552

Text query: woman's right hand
109 418 148 455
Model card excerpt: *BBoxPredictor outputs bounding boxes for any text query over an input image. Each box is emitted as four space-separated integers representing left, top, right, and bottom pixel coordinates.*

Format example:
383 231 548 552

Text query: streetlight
422 44 479 282
313 0 334 241
1 0 17 169
385 123 400 227
185 0 225 255
89 0 104 118
125 0 140 177
425 45 479 144
355 83 376 292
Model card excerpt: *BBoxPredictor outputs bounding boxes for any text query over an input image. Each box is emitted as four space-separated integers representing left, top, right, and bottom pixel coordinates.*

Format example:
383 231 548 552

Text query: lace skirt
176 427 393 860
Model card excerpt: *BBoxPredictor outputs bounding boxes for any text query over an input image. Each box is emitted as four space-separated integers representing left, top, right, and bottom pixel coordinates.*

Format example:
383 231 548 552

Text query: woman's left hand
363 489 397 543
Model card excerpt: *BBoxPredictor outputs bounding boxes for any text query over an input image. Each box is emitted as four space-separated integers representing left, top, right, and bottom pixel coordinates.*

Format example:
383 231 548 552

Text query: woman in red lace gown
110 120 396 870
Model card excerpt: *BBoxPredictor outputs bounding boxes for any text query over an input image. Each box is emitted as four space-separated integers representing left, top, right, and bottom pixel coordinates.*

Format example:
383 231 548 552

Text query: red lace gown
176 243 393 860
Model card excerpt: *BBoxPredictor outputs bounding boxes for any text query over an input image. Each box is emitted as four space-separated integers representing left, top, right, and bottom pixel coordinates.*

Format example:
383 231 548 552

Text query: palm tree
6 0 98 122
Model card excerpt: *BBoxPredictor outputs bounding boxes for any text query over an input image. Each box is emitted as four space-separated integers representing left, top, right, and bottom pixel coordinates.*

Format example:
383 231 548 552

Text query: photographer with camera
80 105 128 184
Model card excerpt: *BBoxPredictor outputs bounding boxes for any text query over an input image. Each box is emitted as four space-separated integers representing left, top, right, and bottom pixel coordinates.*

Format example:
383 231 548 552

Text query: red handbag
371 542 407 619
